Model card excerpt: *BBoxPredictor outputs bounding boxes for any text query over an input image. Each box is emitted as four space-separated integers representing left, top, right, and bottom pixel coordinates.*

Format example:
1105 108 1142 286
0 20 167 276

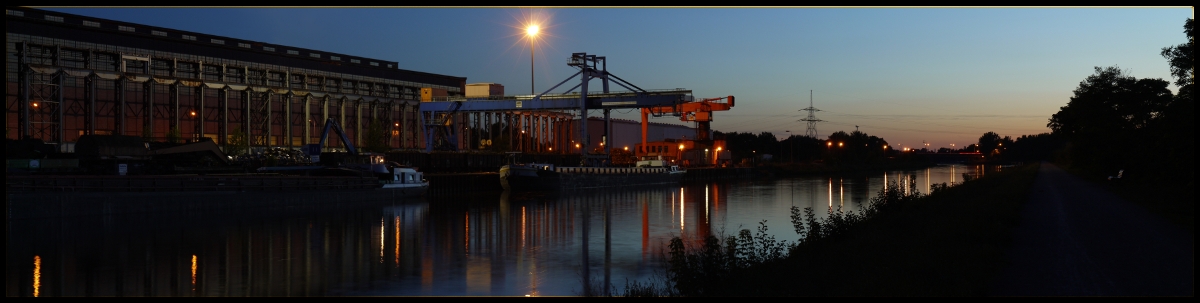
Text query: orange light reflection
191 254 197 291
400 215 405 266
33 255 41 297
380 217 385 263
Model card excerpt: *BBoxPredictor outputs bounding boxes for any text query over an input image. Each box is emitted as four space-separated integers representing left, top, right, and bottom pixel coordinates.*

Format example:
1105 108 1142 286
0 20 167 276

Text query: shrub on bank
623 164 1038 296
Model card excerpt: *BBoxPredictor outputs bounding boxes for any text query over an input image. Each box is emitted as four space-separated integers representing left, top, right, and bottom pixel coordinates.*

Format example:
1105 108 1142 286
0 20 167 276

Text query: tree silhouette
1048 66 1173 175
1156 18 1194 187
227 128 249 156
1048 67 1173 137
1160 18 1193 90
975 131 1014 160
363 119 390 153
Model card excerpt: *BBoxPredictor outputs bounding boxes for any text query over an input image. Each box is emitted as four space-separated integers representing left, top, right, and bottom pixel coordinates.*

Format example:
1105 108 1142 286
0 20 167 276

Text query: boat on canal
372 163 428 197
499 154 685 192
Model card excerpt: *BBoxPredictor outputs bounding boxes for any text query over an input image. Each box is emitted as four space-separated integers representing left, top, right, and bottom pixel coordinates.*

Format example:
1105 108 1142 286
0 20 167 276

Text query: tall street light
526 25 539 95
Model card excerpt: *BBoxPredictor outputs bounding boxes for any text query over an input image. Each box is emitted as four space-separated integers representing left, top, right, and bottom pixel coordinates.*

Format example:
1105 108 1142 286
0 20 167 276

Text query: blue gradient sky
39 7 1192 150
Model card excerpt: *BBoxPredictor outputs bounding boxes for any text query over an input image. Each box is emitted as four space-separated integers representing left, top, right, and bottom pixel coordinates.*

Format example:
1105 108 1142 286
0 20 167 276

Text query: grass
624 163 1041 296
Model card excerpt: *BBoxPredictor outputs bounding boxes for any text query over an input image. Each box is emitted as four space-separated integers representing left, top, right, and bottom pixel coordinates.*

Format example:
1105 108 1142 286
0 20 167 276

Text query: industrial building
581 117 694 151
6 7 699 157
465 83 504 98
6 7 464 153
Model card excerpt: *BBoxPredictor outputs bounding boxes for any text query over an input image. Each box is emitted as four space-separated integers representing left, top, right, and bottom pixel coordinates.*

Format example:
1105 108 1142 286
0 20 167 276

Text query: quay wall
6 175 378 192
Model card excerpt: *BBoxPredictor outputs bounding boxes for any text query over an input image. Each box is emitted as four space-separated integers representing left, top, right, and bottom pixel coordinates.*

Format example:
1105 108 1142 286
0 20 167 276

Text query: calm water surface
6 164 1002 297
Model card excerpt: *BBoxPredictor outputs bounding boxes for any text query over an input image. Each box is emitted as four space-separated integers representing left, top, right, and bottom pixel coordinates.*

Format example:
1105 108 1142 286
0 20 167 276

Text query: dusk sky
39 7 1192 150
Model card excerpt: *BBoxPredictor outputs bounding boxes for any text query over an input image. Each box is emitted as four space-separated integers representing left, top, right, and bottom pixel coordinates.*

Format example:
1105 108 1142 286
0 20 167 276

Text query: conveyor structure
419 53 694 163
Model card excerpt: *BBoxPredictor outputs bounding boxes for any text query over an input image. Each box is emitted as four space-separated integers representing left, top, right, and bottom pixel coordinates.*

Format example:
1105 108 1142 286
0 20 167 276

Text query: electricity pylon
799 90 823 139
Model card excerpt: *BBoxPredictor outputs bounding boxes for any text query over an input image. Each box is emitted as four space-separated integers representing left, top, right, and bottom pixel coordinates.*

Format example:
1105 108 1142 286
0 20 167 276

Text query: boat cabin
636 155 669 168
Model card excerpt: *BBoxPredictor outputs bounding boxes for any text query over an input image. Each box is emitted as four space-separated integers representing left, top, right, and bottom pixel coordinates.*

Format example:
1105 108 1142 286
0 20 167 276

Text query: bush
631 174 929 296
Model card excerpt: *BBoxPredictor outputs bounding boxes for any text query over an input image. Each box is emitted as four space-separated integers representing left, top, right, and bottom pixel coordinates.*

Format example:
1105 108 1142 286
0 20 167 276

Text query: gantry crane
636 96 735 166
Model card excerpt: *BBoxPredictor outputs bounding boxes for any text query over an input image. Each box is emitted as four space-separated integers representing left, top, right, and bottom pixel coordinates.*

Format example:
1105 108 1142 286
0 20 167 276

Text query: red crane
637 96 734 166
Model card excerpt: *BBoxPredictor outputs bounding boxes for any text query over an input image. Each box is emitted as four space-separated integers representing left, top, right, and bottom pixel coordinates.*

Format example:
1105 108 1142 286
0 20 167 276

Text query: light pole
526 25 539 95
678 144 685 167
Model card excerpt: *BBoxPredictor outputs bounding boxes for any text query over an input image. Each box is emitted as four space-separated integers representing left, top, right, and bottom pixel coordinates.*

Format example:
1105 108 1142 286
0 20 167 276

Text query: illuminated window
45 15 63 22
83 20 100 27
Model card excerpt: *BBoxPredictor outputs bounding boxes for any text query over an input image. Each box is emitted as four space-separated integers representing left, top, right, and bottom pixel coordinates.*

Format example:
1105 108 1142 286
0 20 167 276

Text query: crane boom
318 118 357 156
640 96 734 146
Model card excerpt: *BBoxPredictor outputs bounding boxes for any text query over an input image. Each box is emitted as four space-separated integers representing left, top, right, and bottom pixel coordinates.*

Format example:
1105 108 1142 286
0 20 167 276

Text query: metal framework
799 90 824 139
419 53 694 160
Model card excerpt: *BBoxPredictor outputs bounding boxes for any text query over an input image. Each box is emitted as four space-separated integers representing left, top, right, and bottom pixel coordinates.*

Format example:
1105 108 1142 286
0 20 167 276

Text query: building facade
6 7 466 153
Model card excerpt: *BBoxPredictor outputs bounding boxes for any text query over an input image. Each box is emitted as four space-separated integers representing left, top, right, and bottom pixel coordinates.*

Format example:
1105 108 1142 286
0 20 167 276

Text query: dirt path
990 162 1193 296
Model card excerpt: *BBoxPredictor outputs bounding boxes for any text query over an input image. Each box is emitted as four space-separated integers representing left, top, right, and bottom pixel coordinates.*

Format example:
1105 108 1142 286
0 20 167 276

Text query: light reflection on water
6 164 994 297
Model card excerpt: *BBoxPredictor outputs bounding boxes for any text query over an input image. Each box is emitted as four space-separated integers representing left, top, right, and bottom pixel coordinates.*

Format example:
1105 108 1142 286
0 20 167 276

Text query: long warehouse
6 7 465 153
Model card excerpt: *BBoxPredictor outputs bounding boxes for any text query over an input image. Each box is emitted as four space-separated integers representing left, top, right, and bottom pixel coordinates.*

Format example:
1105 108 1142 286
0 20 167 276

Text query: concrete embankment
6 175 379 192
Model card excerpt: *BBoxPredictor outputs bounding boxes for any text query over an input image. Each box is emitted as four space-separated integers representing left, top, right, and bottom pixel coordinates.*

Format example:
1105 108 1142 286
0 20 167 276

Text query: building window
287 50 299 55
330 56 340 61
45 15 63 22
211 39 224 45
238 42 251 48
350 59 360 64
119 25 135 32
370 62 379 66
83 20 100 27
387 64 394 68
7 10 24 17
309 53 321 58
151 30 167 36
264 46 275 52
182 35 196 41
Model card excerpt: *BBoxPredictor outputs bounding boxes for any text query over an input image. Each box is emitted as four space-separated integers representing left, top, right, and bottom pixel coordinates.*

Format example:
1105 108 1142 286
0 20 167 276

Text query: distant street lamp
679 144 685 166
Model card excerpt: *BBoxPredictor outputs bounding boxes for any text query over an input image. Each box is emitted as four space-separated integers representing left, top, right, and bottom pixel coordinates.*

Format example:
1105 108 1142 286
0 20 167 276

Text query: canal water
6 164 1001 297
